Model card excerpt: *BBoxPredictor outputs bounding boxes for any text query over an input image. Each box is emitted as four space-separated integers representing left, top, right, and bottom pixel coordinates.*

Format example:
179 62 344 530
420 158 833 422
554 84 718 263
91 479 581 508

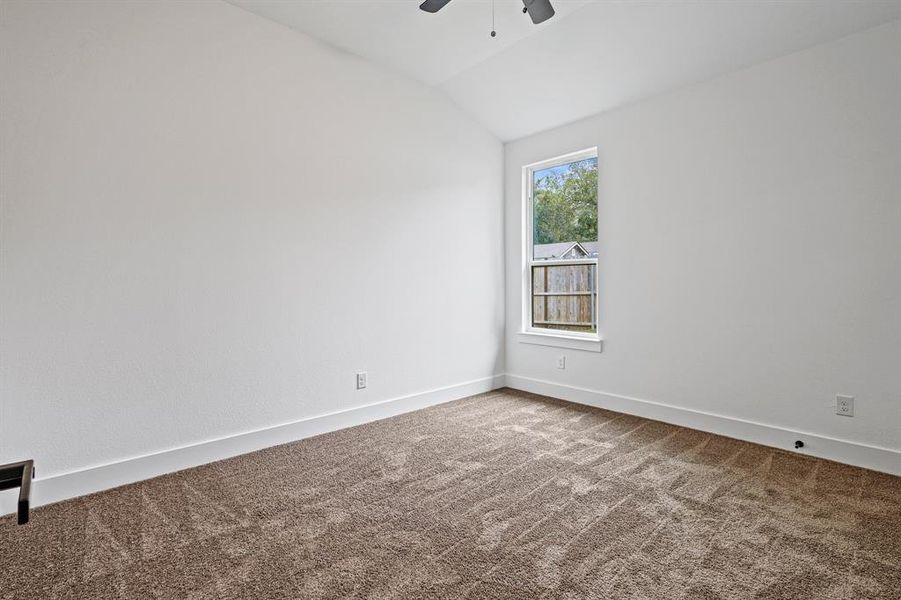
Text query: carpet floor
1 388 899 599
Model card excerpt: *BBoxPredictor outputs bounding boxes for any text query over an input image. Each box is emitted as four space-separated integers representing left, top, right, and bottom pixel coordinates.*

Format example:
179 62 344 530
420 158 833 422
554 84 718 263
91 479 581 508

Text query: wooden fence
531 261 597 332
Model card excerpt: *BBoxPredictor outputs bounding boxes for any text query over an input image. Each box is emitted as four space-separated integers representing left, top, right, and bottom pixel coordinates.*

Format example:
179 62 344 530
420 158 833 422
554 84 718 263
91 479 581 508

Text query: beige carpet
1 388 899 599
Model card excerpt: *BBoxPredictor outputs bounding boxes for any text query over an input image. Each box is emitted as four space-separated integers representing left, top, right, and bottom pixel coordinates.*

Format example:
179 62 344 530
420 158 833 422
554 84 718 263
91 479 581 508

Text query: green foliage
533 158 598 245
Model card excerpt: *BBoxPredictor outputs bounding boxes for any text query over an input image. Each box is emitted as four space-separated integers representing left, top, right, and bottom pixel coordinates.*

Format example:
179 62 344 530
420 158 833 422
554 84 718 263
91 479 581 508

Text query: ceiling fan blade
419 0 452 13
522 0 555 24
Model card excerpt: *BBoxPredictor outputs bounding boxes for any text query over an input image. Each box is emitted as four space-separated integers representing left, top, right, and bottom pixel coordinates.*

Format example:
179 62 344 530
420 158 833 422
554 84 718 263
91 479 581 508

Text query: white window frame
519 148 603 353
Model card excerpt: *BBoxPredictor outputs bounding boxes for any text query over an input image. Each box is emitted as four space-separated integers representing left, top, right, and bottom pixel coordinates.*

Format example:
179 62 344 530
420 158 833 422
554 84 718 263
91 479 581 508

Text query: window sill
517 331 604 353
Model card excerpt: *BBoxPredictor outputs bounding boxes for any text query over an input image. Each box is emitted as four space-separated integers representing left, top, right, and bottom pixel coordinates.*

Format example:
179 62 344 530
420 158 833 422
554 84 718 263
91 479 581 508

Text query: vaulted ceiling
228 1 901 141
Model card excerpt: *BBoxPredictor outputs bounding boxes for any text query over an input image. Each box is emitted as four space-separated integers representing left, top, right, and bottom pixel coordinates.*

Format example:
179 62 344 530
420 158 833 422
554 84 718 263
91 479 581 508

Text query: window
522 148 600 348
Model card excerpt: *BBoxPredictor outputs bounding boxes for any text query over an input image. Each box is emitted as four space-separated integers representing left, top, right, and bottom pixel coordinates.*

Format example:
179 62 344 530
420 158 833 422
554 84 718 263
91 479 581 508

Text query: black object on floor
0 460 34 525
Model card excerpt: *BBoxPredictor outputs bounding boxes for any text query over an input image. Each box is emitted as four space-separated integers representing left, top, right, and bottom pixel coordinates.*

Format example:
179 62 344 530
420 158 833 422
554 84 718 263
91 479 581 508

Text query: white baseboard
505 374 900 477
5 371 895 518
0 374 506 517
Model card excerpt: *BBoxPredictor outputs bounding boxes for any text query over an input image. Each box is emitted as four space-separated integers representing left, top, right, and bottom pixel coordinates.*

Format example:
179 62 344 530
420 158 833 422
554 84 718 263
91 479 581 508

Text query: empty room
1 0 899 598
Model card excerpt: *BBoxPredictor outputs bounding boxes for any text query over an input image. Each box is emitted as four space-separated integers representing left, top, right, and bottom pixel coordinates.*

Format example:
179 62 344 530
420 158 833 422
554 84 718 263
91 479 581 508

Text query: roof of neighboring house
533 241 599 260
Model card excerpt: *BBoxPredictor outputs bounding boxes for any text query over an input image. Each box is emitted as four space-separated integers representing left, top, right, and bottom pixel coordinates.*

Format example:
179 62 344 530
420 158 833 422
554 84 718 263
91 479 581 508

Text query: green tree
533 158 597 245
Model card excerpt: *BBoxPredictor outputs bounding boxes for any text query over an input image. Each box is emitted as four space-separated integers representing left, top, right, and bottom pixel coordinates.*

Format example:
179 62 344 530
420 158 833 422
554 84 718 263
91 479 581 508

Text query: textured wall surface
0 0 504 480
505 22 901 452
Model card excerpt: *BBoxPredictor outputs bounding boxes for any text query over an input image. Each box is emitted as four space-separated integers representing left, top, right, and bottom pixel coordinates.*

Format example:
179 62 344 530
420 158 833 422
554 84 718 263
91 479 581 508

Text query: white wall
505 22 901 465
0 0 503 498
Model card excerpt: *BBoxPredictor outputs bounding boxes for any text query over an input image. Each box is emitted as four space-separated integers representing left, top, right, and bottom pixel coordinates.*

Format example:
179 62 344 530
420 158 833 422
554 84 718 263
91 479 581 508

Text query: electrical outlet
356 372 367 390
836 395 854 417
557 355 566 370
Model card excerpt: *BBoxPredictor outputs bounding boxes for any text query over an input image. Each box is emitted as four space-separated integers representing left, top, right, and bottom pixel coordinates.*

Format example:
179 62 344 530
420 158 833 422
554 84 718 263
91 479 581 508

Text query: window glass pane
532 157 598 262
530 155 598 334
531 263 597 333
